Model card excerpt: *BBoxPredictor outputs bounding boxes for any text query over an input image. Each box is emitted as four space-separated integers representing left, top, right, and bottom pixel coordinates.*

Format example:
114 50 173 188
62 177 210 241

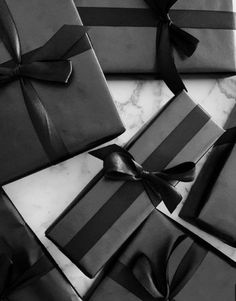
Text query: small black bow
144 0 199 94
90 144 196 213
132 237 207 300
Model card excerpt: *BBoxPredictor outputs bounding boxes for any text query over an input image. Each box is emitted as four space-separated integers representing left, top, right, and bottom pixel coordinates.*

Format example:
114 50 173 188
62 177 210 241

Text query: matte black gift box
46 91 223 278
180 105 236 246
76 0 236 75
0 189 82 301
0 0 124 185
89 210 236 301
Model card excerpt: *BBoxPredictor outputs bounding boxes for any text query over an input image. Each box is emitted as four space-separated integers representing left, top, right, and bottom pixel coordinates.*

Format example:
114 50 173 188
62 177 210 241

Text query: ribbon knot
144 0 199 94
12 64 21 78
159 13 171 25
90 144 196 213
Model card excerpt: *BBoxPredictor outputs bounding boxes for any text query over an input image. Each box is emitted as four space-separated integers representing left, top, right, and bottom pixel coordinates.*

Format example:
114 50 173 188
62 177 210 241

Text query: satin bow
90 144 196 213
144 0 199 94
0 0 90 161
0 252 52 300
132 237 207 301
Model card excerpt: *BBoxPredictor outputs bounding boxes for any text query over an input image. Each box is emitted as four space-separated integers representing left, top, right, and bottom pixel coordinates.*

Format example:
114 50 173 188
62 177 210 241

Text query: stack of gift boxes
0 0 235 300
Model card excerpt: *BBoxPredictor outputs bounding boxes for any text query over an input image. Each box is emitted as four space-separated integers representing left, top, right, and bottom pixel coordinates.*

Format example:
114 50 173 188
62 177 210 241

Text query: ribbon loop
90 144 196 213
132 237 208 300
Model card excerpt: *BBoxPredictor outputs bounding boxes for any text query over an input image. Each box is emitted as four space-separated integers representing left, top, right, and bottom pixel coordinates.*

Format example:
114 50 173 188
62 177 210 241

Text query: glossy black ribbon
144 0 198 94
0 253 52 300
78 0 199 94
110 237 208 301
0 0 91 161
90 144 196 213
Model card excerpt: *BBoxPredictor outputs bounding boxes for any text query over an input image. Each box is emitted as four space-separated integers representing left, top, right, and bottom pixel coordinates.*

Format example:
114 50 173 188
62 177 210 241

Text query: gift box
76 0 236 80
0 0 124 185
0 189 82 301
46 91 223 278
180 105 236 246
89 210 236 301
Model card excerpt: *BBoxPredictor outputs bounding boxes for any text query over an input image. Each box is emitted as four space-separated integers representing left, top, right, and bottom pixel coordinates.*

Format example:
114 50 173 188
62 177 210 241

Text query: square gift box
0 189 82 301
46 91 223 278
76 0 236 75
180 105 236 246
0 0 124 185
89 210 236 301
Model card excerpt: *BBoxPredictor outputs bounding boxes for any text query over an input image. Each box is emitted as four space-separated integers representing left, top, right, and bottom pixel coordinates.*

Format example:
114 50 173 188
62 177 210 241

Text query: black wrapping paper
0 189 82 301
180 105 236 246
89 210 236 301
0 0 124 185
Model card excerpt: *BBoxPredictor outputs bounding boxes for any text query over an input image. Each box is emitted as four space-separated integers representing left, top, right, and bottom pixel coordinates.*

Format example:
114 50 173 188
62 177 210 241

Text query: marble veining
3 76 236 297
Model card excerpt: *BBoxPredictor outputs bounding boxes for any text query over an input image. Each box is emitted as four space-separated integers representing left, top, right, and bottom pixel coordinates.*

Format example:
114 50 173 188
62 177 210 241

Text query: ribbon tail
156 23 186 94
20 79 69 162
170 24 199 57
144 176 182 213
25 25 90 62
0 0 21 63
20 61 72 83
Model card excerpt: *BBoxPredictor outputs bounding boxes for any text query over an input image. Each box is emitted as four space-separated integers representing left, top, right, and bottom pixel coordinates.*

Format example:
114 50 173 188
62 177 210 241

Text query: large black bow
0 0 90 161
131 237 207 300
144 0 199 94
90 144 196 213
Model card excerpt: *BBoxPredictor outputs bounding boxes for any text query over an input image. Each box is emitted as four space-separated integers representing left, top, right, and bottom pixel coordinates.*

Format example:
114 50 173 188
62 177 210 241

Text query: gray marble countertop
3 76 236 298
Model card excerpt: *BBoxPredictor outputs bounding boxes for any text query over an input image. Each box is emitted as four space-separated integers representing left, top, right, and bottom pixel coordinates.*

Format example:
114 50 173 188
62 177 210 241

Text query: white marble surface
3 76 236 298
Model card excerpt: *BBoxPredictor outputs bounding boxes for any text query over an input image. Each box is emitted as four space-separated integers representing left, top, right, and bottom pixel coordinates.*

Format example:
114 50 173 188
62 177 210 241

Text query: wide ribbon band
0 0 91 162
0 253 52 300
110 236 208 301
78 7 236 29
90 144 196 213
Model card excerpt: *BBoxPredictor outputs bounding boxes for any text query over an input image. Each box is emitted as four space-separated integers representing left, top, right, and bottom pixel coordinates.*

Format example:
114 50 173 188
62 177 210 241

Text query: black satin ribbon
0 254 52 300
90 144 196 213
78 8 236 29
0 0 90 162
78 0 199 94
143 0 198 94
110 237 208 301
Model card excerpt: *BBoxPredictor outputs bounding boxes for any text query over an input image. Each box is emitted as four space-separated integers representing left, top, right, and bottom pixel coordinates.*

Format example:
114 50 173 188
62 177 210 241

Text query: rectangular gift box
75 0 236 75
0 0 124 185
180 105 236 246
89 210 236 301
0 189 82 301
46 91 223 278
